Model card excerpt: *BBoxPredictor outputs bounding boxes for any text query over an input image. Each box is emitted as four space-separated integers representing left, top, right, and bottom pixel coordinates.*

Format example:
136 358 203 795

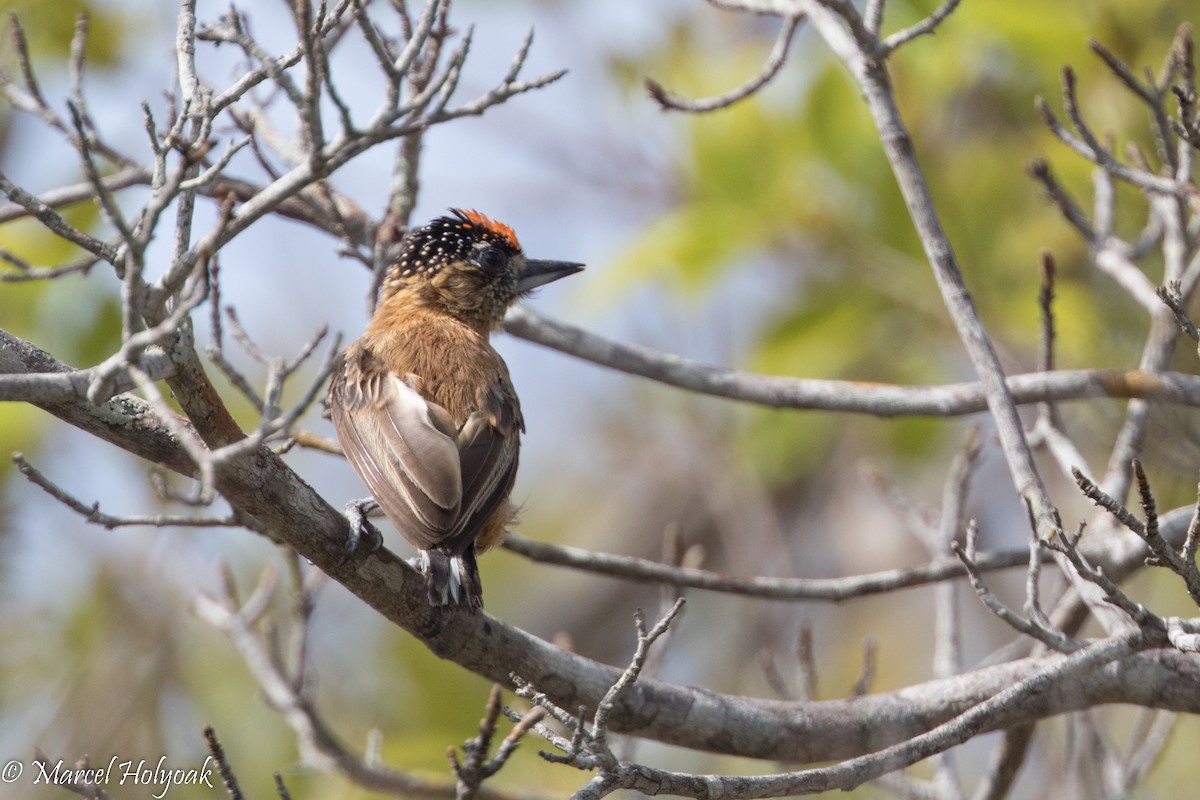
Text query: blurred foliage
0 0 126 67
590 13 1200 793
0 0 126 477
3 2 1200 797
604 0 1197 487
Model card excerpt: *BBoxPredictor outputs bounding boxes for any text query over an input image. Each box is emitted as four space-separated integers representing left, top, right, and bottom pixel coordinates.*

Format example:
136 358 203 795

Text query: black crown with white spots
392 209 522 280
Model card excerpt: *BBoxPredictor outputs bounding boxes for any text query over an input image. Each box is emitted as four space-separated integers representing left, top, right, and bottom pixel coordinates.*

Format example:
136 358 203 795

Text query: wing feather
329 345 521 555
447 412 517 552
330 354 461 549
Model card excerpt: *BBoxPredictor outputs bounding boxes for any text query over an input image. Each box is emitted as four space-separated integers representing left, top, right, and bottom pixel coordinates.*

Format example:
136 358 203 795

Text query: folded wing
329 346 518 554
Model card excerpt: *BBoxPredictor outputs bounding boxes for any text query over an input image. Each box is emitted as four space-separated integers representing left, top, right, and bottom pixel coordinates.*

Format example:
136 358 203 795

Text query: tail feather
422 549 483 609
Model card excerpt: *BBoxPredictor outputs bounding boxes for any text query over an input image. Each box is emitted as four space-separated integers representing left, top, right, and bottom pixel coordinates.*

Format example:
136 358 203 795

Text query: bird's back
328 304 522 606
364 302 524 432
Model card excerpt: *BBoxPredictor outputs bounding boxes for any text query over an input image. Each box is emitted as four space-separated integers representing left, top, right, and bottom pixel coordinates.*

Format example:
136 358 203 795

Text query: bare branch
0 346 177 403
203 726 246 800
646 13 804 112
1040 65 1183 196
9 324 1200 766
6 3 1200 795
503 532 1037 601
1121 711 1178 794
880 0 963 55
451 687 546 799
195 571 544 799
504 307 1200 417
1043 528 1157 630
593 599 686 750
1184 474 1200 571
953 522 1077 653
1074 467 1146 535
525 632 1155 798
0 168 121 263
1157 279 1200 347
1132 461 1200 605
0 166 150 224
6 13 46 108
850 639 877 698
13 453 238 530
1028 156 1096 242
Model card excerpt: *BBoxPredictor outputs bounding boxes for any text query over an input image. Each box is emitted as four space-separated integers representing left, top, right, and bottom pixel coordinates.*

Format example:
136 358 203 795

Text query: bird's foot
339 497 384 565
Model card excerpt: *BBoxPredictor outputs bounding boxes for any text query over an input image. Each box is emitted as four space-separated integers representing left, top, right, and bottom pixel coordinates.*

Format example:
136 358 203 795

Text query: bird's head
379 209 583 330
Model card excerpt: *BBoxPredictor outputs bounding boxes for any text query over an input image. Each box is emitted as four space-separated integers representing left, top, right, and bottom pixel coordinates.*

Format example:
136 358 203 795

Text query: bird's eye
479 247 507 274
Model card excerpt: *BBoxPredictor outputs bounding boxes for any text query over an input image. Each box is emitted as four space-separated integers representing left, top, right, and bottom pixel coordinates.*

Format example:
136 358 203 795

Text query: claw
339 498 384 565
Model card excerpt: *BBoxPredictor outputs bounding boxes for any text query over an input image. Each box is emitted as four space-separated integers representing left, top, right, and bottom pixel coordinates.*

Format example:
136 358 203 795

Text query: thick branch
7 311 1200 415
3 330 1200 766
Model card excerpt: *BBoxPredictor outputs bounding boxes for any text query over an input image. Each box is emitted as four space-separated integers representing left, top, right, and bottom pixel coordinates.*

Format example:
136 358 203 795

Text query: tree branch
4 329 1200 767
503 308 1200 416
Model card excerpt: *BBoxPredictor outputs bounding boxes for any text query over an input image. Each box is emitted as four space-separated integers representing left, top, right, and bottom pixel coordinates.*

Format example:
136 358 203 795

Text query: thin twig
451 686 546 799
880 0 963 55
13 453 238 530
503 532 1038 601
592 599 686 752
194 572 543 799
646 13 804 112
204 726 246 800
1073 467 1145 535
1157 279 1200 347
953 522 1077 652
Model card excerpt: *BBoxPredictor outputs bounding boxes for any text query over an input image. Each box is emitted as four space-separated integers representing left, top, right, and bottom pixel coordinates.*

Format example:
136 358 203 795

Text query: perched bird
327 209 583 608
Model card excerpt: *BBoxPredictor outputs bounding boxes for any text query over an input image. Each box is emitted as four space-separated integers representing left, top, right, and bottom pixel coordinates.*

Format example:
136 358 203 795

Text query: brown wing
447 402 519 552
329 347 462 549
329 345 519 554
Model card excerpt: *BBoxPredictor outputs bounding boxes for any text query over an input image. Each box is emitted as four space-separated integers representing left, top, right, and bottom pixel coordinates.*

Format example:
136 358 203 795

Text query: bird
327 209 583 609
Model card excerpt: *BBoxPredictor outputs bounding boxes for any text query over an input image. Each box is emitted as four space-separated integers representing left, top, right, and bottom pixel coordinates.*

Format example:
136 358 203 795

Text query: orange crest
455 208 521 251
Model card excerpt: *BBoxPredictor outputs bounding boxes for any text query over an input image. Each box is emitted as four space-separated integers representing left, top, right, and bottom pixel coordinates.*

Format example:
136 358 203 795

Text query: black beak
517 259 584 293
